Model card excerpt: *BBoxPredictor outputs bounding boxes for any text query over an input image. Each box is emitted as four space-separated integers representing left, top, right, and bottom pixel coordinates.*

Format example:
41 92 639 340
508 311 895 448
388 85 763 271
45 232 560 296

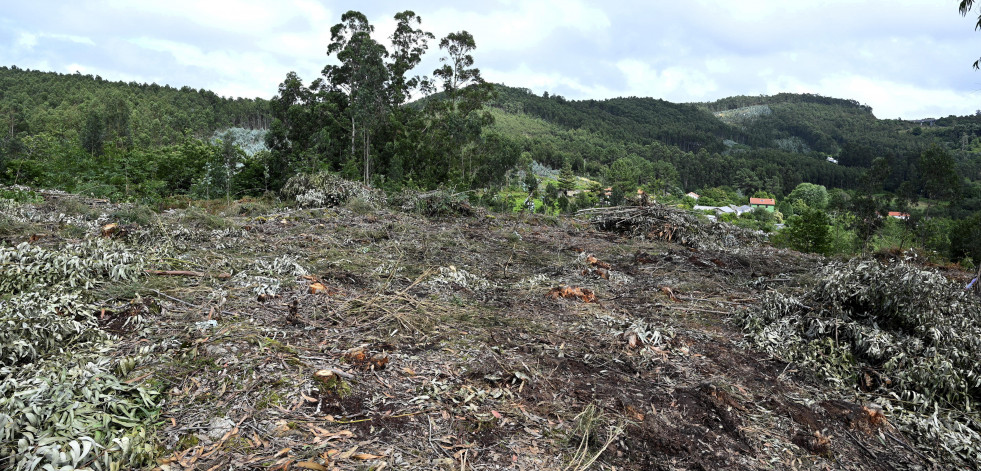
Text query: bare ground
10 199 938 470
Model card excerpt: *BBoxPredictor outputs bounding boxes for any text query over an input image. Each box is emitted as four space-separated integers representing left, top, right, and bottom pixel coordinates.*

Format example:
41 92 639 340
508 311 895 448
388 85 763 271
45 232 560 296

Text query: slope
1 185 969 469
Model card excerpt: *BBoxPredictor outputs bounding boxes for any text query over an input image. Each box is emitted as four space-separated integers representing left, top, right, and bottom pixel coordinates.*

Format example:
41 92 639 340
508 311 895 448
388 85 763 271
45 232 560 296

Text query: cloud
16 33 38 50
424 0 611 53
616 59 719 99
0 1 978 117
767 74 981 119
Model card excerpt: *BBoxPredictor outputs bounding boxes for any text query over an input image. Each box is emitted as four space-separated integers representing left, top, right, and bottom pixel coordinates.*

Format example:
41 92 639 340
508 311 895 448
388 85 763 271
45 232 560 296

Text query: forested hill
0 66 270 149
0 66 272 200
486 85 981 195
2 66 979 206
694 93 922 161
491 85 934 164
490 86 736 153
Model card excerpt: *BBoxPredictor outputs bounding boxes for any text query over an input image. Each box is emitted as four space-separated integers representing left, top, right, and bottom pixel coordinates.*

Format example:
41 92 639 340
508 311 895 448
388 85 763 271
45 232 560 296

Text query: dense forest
1 9 981 264
0 65 271 199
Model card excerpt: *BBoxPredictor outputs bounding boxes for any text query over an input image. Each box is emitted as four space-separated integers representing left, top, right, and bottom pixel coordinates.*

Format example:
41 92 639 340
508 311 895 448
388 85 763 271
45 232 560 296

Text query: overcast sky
3 1 981 119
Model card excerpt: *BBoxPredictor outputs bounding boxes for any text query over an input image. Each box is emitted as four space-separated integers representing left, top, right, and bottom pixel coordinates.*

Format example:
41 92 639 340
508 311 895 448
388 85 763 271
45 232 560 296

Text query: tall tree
919 144 960 213
387 11 434 107
851 157 891 252
429 30 494 185
323 11 390 184
80 108 104 157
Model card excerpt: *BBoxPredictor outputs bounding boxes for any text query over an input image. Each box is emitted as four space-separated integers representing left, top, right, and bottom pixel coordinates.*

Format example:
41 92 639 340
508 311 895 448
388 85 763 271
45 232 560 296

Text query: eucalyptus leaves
740 258 981 465
0 240 158 470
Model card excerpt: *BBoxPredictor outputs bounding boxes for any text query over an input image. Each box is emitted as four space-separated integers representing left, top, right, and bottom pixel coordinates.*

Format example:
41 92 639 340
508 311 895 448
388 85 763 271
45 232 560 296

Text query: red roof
888 212 910 218
750 198 775 205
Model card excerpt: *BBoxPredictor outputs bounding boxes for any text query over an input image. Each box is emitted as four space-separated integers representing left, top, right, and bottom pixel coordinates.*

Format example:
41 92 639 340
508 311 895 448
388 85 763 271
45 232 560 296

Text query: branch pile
578 204 762 249
282 172 384 208
739 257 981 466
0 240 158 470
389 189 475 217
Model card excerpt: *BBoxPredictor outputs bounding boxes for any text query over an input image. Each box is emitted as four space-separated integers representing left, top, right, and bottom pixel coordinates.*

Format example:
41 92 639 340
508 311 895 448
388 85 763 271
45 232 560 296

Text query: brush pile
389 189 475 217
0 239 158 470
739 257 981 466
281 172 384 208
578 204 762 249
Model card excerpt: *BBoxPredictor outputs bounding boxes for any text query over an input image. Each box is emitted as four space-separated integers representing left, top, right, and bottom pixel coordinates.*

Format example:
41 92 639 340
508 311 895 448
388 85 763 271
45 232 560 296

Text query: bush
779 207 831 255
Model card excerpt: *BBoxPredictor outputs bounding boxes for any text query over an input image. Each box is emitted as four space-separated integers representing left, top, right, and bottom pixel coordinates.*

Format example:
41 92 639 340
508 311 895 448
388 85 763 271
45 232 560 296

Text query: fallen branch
150 289 236 317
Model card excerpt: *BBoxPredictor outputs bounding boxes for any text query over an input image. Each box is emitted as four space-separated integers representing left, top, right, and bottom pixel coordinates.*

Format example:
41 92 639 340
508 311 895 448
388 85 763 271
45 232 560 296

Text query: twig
886 432 931 464
124 372 153 384
150 289 236 316
844 430 878 462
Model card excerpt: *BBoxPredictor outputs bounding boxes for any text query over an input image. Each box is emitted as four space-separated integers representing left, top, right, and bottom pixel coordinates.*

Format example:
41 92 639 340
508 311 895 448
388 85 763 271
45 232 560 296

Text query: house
888 211 910 220
826 156 839 164
749 197 776 212
686 192 700 200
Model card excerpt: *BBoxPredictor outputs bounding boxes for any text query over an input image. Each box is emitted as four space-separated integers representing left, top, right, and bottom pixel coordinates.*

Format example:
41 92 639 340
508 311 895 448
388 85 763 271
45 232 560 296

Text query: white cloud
425 0 611 53
483 63 609 97
65 63 87 74
104 0 295 32
46 33 95 46
617 59 718 99
16 32 37 50
128 37 286 97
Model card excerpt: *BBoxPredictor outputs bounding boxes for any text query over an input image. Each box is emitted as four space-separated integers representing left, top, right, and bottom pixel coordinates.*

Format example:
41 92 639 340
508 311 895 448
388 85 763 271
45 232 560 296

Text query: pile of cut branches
578 204 761 249
0 239 159 470
282 172 384 208
388 188 475 217
740 257 981 466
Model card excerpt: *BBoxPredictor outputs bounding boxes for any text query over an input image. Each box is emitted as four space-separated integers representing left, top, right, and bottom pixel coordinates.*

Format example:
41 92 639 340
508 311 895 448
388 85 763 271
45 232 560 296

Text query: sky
3 0 981 119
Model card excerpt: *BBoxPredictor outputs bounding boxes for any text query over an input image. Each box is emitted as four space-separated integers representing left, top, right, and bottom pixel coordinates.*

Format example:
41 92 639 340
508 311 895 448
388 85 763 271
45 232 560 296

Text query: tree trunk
364 131 371 184
351 116 357 164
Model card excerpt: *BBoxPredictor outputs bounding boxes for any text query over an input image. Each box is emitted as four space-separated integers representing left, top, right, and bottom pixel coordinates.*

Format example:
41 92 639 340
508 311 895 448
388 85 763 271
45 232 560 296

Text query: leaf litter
0 186 972 470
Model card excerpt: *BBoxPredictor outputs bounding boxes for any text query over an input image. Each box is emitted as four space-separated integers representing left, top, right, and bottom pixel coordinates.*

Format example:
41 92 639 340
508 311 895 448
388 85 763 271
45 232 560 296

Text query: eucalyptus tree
387 11 435 107
430 30 495 185
323 11 390 184
960 1 981 68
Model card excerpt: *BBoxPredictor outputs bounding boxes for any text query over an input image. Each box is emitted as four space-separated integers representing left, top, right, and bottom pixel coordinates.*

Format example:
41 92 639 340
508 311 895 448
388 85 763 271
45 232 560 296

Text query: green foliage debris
740 257 981 466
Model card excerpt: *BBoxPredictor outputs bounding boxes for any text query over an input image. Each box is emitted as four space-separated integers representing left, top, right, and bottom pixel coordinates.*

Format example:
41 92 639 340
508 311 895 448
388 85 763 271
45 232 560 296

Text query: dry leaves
546 286 597 303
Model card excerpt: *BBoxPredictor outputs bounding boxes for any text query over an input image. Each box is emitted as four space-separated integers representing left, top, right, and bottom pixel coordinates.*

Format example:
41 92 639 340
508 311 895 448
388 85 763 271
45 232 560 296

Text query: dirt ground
8 197 940 470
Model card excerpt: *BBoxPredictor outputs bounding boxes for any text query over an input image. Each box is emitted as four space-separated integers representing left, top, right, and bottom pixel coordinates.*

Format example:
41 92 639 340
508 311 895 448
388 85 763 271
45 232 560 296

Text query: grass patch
180 206 235 230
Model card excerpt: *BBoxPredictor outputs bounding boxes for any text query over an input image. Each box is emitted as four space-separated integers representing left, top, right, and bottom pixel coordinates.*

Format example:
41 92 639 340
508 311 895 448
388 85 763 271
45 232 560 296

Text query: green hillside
0 66 270 147
0 66 271 199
